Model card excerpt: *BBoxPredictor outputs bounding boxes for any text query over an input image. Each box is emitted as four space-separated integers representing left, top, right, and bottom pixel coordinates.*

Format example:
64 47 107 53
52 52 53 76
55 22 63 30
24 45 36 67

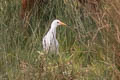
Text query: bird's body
42 27 59 53
42 19 66 53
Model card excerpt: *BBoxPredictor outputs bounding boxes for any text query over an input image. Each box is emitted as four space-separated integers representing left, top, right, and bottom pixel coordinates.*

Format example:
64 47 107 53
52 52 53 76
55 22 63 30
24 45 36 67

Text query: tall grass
0 0 120 80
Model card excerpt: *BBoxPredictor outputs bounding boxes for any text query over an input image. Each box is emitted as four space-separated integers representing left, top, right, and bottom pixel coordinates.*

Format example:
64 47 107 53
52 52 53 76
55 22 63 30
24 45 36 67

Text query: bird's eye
57 22 59 23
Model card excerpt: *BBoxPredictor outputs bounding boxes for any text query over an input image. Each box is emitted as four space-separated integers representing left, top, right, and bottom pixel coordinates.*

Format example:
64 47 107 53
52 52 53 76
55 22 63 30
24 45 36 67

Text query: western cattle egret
42 19 66 53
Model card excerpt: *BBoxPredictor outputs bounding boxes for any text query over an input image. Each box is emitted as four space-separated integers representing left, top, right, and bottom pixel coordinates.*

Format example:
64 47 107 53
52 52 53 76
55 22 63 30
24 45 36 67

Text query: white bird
42 19 66 54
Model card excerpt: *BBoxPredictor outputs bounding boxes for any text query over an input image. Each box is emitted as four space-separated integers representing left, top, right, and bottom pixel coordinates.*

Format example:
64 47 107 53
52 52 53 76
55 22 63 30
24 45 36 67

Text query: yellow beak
59 21 67 26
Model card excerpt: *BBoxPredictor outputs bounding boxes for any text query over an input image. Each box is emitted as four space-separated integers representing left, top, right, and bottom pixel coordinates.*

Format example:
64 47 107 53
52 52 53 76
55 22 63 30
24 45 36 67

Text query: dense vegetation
0 0 120 80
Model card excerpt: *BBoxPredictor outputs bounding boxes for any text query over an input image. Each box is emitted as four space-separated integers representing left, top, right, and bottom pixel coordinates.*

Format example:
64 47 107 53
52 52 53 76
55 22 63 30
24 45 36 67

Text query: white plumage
42 19 66 53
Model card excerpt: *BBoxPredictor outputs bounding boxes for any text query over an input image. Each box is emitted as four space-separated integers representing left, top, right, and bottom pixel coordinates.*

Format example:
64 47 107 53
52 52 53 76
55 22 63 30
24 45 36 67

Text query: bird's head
51 19 67 28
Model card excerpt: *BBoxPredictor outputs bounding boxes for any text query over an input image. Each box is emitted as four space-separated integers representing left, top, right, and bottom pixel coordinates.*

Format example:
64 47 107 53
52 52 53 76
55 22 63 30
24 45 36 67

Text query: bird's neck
49 25 57 38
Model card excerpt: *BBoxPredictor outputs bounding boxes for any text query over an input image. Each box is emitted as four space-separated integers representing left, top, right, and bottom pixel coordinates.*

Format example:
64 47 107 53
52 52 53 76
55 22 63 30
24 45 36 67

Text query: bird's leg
56 47 59 54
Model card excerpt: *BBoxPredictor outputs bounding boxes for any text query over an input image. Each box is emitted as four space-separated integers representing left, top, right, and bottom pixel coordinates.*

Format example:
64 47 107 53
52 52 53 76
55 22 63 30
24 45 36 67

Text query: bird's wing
42 35 51 51
42 36 47 50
